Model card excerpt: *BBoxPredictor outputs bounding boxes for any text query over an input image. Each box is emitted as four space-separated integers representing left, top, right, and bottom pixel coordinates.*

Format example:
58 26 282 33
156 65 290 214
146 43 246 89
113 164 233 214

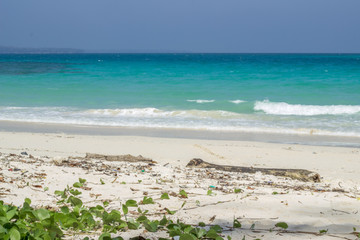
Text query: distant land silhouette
0 46 84 54
0 46 194 54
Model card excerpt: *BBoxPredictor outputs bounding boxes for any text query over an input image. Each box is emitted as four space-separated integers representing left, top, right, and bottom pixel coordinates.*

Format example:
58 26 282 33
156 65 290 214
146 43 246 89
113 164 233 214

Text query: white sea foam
229 100 246 104
0 106 359 137
2 107 28 110
187 99 215 103
87 108 171 117
254 100 360 116
86 108 239 119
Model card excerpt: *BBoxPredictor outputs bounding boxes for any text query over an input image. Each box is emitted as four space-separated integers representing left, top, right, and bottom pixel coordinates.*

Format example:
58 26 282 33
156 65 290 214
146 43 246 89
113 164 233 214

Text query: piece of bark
85 153 156 163
186 158 320 182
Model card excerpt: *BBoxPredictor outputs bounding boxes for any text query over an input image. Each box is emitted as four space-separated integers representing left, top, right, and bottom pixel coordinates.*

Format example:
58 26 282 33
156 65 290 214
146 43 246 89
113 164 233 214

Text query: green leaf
179 233 197 240
183 226 194 233
169 229 182 237
206 229 220 238
69 189 82 196
319 229 328 234
168 228 181 236
6 209 17 221
79 178 86 184
211 225 222 233
136 215 148 223
272 191 278 195
73 182 83 188
9 227 20 240
165 208 176 215
137 207 143 214
141 196 154 205
127 219 140 230
234 188 242 193
127 220 140 230
179 190 188 198
54 190 66 198
99 233 111 240
233 219 241 228
106 210 121 223
60 206 69 214
275 222 288 229
159 216 168 226
122 204 128 215
103 201 109 207
191 228 206 238
24 198 31 205
100 178 105 185
198 222 206 227
68 196 83 207
207 190 213 196
143 220 158 232
35 209 50 221
161 193 170 200
125 200 138 207
0 225 7 233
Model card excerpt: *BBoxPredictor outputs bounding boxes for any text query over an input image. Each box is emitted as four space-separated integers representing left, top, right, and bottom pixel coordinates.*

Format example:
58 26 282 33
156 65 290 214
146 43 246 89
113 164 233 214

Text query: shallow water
0 53 359 137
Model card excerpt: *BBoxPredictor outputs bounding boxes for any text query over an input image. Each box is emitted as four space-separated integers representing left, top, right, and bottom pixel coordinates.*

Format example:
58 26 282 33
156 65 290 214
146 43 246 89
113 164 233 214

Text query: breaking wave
229 100 246 104
86 108 238 118
254 100 360 116
187 99 215 103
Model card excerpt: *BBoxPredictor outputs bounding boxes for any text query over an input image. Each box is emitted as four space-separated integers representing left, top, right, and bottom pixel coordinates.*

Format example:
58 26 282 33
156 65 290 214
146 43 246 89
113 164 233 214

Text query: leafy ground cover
0 178 301 240
0 178 230 240
1 153 359 240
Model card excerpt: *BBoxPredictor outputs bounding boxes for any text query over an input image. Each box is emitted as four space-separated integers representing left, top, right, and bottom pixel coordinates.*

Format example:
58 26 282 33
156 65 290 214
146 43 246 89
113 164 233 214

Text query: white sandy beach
2 1 360 239
1 130 360 239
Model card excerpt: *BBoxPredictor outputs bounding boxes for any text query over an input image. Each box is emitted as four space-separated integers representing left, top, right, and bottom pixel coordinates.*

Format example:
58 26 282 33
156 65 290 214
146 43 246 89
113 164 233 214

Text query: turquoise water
0 54 360 136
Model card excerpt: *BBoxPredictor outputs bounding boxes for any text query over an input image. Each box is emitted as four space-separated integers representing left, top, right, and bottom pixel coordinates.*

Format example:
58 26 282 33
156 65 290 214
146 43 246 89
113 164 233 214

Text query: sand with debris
0 131 360 239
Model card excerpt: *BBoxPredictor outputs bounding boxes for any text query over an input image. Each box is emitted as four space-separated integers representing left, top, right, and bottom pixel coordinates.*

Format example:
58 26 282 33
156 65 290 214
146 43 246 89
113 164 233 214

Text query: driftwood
85 153 156 163
186 158 320 182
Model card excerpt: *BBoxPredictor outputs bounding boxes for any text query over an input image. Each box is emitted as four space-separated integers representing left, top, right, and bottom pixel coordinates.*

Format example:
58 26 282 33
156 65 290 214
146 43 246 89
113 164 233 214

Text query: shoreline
1 120 359 148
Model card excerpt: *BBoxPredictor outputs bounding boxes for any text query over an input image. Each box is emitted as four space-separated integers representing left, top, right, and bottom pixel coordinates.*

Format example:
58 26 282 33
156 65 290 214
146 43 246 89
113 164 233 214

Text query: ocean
0 53 359 137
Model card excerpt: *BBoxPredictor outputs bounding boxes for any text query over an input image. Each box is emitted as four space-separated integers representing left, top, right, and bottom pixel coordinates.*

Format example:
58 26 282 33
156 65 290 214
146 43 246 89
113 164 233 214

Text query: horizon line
1 46 360 54
82 51 360 54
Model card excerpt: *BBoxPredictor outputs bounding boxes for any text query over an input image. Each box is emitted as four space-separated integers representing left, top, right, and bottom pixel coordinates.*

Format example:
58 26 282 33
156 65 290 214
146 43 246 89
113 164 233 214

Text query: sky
0 0 359 53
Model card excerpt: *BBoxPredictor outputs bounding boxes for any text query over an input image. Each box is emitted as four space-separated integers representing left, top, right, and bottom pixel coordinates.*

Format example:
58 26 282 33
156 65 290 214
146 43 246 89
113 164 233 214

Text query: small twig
183 199 234 211
332 209 351 214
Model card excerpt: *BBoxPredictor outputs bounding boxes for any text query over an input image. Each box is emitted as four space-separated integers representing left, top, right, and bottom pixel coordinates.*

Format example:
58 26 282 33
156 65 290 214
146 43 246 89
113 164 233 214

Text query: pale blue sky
0 0 359 53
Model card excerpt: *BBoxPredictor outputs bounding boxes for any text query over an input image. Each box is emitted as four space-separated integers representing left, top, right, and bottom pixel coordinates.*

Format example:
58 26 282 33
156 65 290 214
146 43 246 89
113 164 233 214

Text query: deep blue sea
0 54 360 137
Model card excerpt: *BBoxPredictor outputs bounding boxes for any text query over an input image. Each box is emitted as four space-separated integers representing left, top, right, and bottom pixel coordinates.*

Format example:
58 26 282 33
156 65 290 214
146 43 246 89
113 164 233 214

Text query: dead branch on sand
186 158 320 182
